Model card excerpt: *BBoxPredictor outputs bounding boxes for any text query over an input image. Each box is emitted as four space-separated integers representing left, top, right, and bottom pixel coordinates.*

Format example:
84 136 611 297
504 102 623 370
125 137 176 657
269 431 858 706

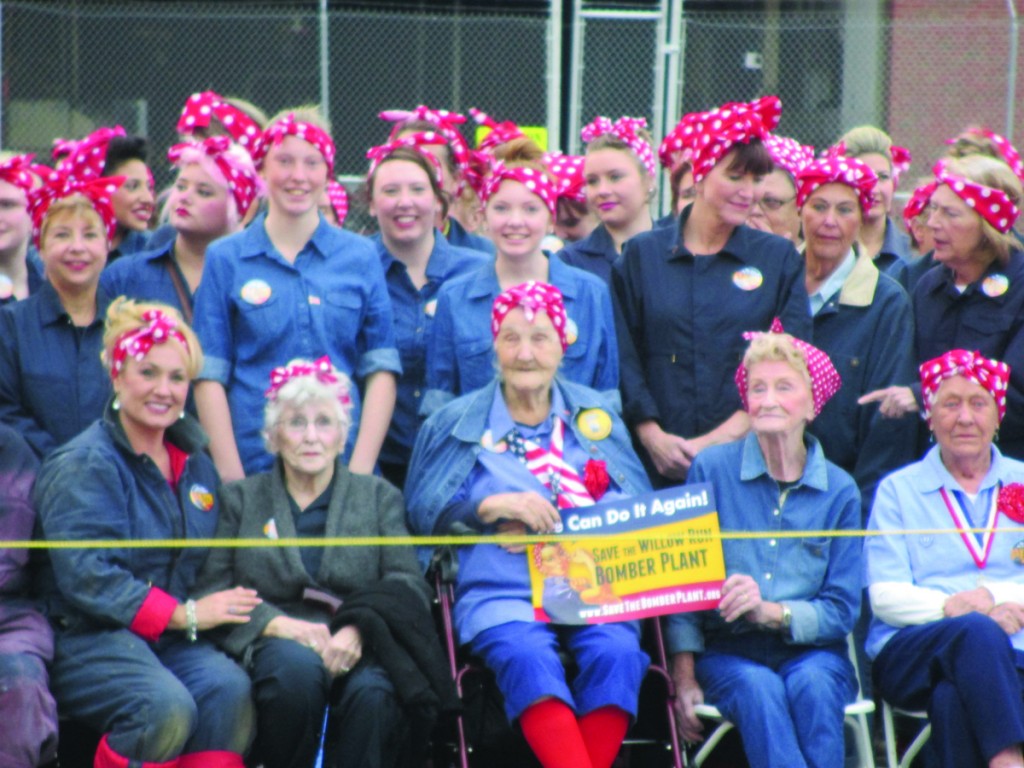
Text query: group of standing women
1 83 1024 768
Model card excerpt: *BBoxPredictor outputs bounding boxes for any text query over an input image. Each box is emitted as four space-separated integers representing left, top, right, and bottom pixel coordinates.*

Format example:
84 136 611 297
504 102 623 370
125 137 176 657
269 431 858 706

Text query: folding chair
685 634 876 768
881 701 930 768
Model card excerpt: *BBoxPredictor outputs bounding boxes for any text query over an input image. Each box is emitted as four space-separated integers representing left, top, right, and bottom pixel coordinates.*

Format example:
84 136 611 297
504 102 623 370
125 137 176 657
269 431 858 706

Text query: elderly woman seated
406 281 652 768
666 323 862 768
866 350 1024 768
196 356 454 768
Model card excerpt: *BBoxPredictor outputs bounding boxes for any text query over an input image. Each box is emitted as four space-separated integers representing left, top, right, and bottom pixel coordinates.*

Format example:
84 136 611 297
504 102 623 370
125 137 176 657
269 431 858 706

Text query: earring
112 396 121 411
178 410 186 421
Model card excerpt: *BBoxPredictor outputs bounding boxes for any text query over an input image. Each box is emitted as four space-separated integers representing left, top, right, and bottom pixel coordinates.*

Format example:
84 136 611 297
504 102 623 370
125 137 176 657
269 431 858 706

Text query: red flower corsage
583 459 610 501
998 483 1024 523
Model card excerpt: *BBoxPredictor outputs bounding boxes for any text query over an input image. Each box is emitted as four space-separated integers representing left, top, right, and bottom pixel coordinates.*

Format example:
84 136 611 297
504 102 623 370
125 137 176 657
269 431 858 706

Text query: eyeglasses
279 415 340 435
757 195 796 212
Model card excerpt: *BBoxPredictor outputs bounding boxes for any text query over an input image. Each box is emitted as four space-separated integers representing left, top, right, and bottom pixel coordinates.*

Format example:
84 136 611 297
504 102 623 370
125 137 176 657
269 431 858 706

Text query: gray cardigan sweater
196 459 430 658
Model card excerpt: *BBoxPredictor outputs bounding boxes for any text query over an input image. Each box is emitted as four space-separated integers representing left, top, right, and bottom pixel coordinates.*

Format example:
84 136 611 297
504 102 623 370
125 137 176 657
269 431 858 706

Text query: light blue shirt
865 445 1024 657
809 249 856 316
192 213 401 474
664 433 862 653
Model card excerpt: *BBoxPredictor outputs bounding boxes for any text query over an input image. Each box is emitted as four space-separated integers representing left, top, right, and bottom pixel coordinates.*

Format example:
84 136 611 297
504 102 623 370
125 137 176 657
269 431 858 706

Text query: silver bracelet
185 599 198 642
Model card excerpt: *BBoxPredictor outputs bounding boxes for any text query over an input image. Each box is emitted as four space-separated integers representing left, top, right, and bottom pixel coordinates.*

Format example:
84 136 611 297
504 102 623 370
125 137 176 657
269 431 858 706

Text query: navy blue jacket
557 224 619 284
612 206 812 447
35 408 220 634
446 217 495 256
913 249 1024 459
807 251 918 519
0 283 111 458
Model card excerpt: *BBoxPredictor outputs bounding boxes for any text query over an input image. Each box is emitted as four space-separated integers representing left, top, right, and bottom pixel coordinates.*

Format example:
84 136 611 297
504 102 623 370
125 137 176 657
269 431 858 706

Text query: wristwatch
780 603 793 638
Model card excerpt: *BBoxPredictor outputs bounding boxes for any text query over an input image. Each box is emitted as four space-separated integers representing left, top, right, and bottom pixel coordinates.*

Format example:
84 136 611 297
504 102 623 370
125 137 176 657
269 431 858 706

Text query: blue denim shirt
405 377 651 643
108 229 151 264
912 248 1024 459
100 241 193 316
423 255 620 416
612 205 812 444
807 250 918 520
0 282 112 458
445 217 495 255
872 217 913 273
34 407 221 633
0 248 44 308
192 213 401 474
664 433 862 654
374 232 487 466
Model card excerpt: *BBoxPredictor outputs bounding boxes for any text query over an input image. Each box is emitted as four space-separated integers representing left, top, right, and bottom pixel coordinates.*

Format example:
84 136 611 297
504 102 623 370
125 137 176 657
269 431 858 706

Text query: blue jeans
51 628 254 761
695 634 855 768
873 613 1024 768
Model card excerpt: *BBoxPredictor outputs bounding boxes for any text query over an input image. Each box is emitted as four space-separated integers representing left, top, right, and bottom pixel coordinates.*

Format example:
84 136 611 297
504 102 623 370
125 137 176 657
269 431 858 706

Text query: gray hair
261 359 353 453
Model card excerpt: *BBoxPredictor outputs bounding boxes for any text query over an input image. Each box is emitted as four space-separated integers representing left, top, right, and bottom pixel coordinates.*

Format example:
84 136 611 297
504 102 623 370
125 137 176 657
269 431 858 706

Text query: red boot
178 752 245 768
94 734 180 768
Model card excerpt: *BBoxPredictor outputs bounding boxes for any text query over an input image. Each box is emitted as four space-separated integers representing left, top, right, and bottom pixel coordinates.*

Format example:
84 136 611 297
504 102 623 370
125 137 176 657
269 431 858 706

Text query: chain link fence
1 1 1019 228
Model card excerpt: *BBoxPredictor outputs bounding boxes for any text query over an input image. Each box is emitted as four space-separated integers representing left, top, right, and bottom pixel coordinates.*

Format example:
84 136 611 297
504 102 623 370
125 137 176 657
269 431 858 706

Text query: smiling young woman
192 107 400 482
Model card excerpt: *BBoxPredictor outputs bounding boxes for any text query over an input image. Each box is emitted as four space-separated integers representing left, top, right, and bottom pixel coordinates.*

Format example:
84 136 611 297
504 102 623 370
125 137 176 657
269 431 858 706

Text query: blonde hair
268 105 331 134
742 333 812 393
102 298 203 379
838 125 893 169
39 196 105 248
943 155 1023 263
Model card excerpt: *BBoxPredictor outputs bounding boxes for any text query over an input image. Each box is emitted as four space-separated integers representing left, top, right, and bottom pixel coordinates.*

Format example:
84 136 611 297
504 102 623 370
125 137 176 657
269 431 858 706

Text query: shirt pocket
795 535 831 590
236 291 288 340
323 287 365 335
457 335 496 392
960 310 1012 349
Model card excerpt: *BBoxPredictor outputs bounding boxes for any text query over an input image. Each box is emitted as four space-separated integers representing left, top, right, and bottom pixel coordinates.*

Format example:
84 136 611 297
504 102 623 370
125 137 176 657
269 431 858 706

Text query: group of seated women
1 87 1024 768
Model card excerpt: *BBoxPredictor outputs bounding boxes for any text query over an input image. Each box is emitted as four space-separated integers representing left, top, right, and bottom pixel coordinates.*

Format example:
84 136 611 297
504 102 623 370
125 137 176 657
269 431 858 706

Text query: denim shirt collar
237 211 333 264
914 444 1006 494
450 378 583 445
463 254 580 301
375 230 464 282
738 431 829 491
486 381 568 440
573 224 616 260
38 281 109 328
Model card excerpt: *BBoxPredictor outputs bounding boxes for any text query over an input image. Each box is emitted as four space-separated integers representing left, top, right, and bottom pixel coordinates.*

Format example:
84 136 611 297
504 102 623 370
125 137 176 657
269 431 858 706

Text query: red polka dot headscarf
54 126 127 180
366 132 447 185
470 108 526 154
481 161 558 217
933 160 1020 234
664 96 782 183
252 114 336 175
379 105 471 191
920 349 1010 422
831 139 913 186
324 181 348 227
763 134 815 180
581 116 657 178
734 318 841 417
947 127 1024 185
795 154 878 216
264 355 353 413
492 281 569 352
176 90 262 151
167 136 263 218
903 181 937 230
0 154 43 194
543 152 587 204
27 173 124 248
110 309 191 379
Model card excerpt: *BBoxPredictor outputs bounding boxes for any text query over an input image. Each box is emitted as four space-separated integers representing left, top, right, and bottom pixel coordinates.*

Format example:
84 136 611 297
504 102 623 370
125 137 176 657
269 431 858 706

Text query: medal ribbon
940 483 1001 568
506 417 595 509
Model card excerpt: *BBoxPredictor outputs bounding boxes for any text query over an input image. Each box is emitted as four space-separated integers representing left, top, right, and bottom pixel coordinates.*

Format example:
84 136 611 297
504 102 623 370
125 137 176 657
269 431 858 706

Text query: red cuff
179 751 244 768
128 587 179 642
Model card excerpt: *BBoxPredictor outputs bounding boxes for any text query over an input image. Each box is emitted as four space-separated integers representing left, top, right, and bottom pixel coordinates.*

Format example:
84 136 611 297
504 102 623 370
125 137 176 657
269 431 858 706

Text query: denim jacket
423 256 620 417
664 433 862 653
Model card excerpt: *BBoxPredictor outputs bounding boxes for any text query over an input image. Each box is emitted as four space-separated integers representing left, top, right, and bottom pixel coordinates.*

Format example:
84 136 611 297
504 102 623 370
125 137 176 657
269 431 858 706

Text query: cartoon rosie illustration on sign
534 542 620 623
